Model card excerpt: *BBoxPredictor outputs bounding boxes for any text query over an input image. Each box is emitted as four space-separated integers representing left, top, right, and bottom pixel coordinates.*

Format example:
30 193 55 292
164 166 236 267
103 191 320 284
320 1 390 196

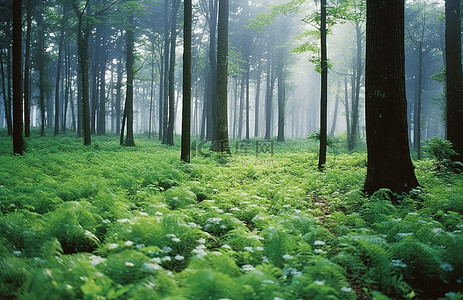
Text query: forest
0 0 463 299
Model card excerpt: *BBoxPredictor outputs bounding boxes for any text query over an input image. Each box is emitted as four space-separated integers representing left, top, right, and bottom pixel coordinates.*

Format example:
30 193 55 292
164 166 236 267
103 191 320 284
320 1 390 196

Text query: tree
363 0 419 195
124 12 135 147
215 0 230 152
318 0 328 171
181 0 192 163
24 0 33 138
13 0 22 155
445 0 463 163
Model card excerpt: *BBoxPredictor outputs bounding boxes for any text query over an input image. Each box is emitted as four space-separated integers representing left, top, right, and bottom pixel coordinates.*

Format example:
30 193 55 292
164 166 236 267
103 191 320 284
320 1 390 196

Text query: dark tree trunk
162 0 170 144
344 75 351 147
348 22 363 151
215 0 230 151
124 13 135 147
238 76 244 139
277 67 285 142
445 0 463 163
24 0 32 138
415 39 423 159
181 0 192 163
13 0 22 154
97 26 107 136
318 0 328 171
264 58 272 140
363 0 419 195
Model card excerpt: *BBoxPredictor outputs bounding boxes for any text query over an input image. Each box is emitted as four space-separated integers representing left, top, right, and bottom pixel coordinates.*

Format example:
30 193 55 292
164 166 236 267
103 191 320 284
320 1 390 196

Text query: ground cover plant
0 131 462 299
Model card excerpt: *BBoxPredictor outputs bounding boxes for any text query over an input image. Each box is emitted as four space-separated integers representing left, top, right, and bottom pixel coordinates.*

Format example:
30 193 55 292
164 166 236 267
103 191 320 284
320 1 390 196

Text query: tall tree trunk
415 39 423 159
445 0 463 163
181 0 192 162
162 0 170 144
97 26 106 136
124 13 135 146
115 58 122 134
330 80 341 138
363 0 419 195
238 76 245 139
318 0 328 171
277 66 285 142
149 40 155 139
264 59 272 140
167 0 181 145
348 22 363 151
55 27 65 136
208 0 219 141
13 0 22 154
24 0 32 138
215 0 230 152
344 75 351 145
0 49 12 136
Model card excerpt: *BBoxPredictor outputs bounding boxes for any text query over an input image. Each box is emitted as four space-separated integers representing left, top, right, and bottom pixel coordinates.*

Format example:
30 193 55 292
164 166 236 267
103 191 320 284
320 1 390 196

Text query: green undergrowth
0 131 462 299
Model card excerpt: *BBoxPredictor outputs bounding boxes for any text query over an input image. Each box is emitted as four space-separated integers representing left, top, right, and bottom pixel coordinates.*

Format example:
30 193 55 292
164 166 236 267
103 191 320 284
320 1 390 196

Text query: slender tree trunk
0 49 12 136
124 13 135 146
363 0 419 194
149 39 155 139
55 27 65 136
24 0 32 138
238 76 244 139
445 0 463 163
162 0 170 144
330 80 341 138
115 59 122 134
344 74 351 145
318 0 328 171
215 0 230 152
277 67 285 142
181 0 192 162
13 0 22 154
167 0 181 145
97 26 106 136
208 0 219 141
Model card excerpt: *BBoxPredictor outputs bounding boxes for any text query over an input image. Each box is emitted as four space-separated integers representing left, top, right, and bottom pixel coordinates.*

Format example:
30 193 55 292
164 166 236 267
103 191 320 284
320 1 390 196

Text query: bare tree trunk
318 0 328 171
181 0 192 162
13 0 22 154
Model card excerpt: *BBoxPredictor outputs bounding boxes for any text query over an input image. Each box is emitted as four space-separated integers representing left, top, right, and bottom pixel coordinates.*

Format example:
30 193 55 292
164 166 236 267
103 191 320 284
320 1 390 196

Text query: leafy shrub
425 137 460 171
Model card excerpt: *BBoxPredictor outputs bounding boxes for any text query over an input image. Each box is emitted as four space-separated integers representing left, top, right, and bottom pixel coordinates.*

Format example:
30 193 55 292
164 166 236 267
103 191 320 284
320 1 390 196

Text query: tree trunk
167 0 181 145
13 0 22 154
181 0 192 162
0 49 12 136
277 66 285 142
207 0 219 142
124 13 135 147
318 0 328 171
330 80 341 138
162 0 170 144
55 26 65 136
363 0 419 195
445 0 463 163
97 26 106 136
24 0 32 138
215 0 230 152
344 75 351 147
264 59 272 140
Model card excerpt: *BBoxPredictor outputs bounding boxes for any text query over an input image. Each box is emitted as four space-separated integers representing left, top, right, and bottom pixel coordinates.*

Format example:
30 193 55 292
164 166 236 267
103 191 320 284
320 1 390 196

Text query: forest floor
0 131 462 299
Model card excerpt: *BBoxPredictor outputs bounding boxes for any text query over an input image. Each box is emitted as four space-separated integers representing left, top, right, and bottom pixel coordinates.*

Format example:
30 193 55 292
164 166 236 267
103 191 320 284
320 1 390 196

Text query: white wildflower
244 246 254 252
152 257 162 264
162 246 172 253
174 255 185 261
197 238 206 244
282 254 293 260
172 238 181 243
207 217 222 224
125 262 135 267
314 249 327 254
166 234 176 238
256 246 264 251
136 244 146 249
440 263 454 272
139 212 149 216
341 287 352 292
262 256 269 263
124 240 134 246
13 250 22 256
161 256 172 262
221 244 232 249
314 280 325 285
314 240 325 246
102 219 111 224
155 211 164 216
391 259 407 268
143 262 162 271
220 225 227 229
108 243 119 250
89 255 106 266
241 264 256 271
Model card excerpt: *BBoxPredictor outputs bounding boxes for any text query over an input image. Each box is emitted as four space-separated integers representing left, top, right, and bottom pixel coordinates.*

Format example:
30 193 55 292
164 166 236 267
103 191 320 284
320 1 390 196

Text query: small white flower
172 238 181 243
136 244 146 249
230 207 241 211
341 287 352 292
445 292 456 298
139 212 149 216
262 256 269 263
221 244 231 249
314 249 327 254
161 256 172 262
241 264 256 271
282 254 293 260
314 240 325 246
162 246 172 253
143 262 162 270
197 238 206 244
155 211 164 216
244 246 254 252
66 284 73 289
13 250 22 256
174 255 185 261
256 246 264 251
166 234 176 238
188 222 198 228
391 259 407 268
124 240 134 246
152 257 162 264
102 219 111 224
125 262 135 267
314 280 325 285
108 243 119 249
89 255 106 266
220 225 227 229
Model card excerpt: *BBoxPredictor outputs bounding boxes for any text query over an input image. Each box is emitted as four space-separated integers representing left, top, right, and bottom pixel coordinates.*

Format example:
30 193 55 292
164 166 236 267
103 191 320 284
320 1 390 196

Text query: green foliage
0 133 462 299
425 137 460 171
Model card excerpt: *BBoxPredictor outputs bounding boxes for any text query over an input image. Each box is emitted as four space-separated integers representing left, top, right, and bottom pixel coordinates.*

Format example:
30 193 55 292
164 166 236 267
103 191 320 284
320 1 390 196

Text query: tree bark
181 0 192 162
215 0 230 152
54 26 65 136
13 0 22 154
124 13 135 147
363 0 419 195
445 0 463 163
24 0 32 138
318 0 328 171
